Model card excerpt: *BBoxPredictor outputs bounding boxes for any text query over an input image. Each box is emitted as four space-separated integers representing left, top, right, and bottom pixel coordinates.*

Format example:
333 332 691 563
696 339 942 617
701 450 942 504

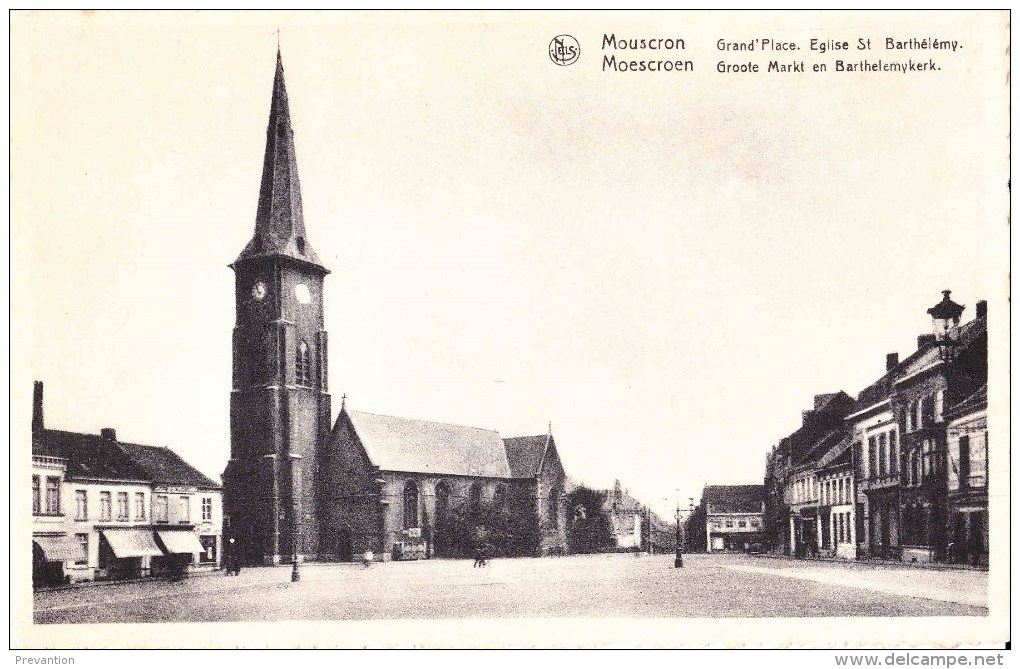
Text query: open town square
33 553 986 624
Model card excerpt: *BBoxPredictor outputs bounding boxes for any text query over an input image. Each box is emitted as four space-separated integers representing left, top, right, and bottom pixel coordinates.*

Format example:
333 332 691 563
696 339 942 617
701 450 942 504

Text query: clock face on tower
294 283 311 304
251 281 267 301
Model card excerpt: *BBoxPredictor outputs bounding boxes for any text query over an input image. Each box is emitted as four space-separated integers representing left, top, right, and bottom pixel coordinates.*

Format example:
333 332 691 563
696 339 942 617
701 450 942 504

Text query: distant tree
565 486 615 554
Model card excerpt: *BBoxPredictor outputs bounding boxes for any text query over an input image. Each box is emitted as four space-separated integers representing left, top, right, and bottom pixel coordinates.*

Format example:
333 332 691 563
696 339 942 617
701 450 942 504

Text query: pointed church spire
234 49 327 273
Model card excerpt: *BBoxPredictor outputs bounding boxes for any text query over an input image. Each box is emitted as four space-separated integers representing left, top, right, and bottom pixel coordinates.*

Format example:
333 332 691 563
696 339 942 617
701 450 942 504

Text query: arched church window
469 483 482 515
493 484 508 512
435 480 450 523
549 486 562 529
403 480 419 529
296 341 312 386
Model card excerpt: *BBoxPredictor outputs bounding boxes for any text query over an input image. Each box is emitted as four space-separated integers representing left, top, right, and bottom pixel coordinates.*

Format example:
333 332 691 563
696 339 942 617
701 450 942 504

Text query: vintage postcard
10 10 1009 651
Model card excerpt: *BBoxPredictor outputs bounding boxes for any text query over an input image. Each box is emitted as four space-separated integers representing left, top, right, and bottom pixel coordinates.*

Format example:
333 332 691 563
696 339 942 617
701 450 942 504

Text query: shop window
199 535 217 564
75 490 87 521
45 477 60 514
75 533 89 566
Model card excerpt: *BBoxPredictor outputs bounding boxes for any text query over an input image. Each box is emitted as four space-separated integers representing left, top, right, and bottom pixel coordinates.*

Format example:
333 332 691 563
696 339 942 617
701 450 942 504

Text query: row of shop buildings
761 292 989 565
31 382 223 586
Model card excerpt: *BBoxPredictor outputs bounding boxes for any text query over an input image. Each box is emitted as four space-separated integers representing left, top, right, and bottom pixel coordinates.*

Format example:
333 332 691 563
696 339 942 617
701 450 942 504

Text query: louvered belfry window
296 341 312 386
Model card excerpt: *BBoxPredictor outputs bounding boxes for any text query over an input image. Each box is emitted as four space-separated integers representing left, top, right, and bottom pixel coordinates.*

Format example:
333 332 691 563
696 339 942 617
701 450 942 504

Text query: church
222 51 568 564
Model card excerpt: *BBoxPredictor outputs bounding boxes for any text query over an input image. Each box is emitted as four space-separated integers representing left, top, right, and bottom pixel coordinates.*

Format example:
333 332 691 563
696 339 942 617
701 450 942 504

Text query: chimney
917 334 936 349
32 381 44 434
976 300 987 319
886 353 899 371
100 427 117 442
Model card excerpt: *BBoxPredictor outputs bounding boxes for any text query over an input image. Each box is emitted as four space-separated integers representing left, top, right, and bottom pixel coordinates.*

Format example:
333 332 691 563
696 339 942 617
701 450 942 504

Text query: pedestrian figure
473 545 483 568
362 549 374 568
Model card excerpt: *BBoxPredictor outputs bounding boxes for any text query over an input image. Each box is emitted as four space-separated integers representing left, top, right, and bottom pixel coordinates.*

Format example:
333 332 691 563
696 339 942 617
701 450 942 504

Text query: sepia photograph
10 9 1009 653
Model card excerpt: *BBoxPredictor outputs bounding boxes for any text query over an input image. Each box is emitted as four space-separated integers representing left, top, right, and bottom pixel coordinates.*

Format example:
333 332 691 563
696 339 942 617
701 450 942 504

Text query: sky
12 11 1008 519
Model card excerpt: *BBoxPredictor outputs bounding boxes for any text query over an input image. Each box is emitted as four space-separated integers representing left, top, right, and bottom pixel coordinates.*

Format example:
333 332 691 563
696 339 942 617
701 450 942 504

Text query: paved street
33 553 987 624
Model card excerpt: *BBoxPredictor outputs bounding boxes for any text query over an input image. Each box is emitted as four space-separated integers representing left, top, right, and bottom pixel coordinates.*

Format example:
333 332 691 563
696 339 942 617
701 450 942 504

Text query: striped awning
33 535 80 562
156 530 205 555
102 529 164 558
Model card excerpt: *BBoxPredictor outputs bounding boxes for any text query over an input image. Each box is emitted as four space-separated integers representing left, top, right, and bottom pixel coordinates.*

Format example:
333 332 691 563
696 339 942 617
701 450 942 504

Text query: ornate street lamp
927 290 965 363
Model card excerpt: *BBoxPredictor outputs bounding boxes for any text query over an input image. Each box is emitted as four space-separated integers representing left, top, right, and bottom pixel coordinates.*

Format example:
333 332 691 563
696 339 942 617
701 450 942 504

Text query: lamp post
925 290 965 563
927 290 965 363
674 494 684 568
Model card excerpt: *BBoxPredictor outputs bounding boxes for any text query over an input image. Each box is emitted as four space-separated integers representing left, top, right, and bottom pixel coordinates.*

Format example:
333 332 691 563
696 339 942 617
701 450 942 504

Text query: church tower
223 50 331 565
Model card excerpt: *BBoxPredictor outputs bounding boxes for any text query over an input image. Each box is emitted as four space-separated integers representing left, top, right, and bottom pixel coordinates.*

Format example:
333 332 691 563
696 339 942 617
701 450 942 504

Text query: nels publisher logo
549 35 580 66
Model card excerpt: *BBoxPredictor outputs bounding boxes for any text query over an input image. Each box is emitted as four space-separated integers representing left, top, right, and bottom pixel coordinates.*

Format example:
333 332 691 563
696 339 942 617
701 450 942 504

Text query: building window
402 480 419 529
868 437 877 478
549 486 561 529
199 535 217 564
958 435 970 489
878 433 887 476
75 533 89 566
134 493 146 520
973 433 987 488
854 442 865 479
922 439 936 476
202 497 213 521
178 496 190 523
116 492 129 521
45 476 60 515
296 340 312 386
155 495 168 523
738 520 747 528
99 491 112 521
75 490 88 521
889 431 898 475
725 520 734 528
32 476 41 515
921 395 935 427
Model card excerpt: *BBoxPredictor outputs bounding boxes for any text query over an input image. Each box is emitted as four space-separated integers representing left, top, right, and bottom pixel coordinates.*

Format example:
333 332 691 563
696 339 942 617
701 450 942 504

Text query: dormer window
296 236 306 254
